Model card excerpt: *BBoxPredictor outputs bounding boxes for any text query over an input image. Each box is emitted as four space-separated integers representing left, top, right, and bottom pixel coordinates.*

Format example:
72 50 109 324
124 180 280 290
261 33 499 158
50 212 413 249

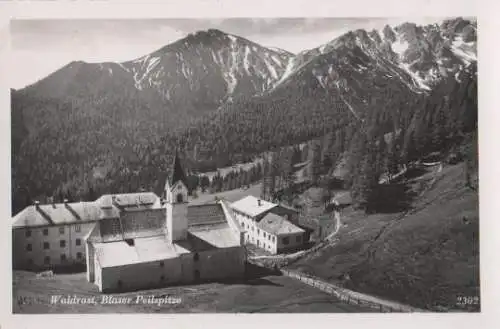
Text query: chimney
34 200 40 210
257 199 262 207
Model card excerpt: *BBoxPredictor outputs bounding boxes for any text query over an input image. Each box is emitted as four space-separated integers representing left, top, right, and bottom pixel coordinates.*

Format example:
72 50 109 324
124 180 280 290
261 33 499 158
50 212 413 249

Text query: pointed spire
169 149 188 188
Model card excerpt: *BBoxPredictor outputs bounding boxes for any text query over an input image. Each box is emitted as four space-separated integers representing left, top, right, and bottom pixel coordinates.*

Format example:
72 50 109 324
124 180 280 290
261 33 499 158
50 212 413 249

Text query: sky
10 17 451 89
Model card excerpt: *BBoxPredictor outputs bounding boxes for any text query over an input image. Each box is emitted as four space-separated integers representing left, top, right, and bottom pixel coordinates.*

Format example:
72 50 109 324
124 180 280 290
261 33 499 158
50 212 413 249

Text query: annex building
229 195 306 254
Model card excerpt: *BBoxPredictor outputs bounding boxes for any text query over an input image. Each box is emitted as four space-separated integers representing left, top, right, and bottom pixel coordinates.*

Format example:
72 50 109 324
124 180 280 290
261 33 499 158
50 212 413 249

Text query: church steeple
169 150 187 189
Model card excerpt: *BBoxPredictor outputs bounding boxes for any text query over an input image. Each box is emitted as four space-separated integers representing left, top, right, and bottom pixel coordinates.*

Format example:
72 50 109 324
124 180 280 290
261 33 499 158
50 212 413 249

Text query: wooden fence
280 269 426 313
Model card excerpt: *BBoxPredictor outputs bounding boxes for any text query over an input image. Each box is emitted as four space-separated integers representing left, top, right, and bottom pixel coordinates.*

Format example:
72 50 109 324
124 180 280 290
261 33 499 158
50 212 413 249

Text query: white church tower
164 151 189 242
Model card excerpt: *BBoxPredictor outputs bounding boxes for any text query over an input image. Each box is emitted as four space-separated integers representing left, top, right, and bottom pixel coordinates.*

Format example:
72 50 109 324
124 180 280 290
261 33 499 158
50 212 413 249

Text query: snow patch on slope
392 36 409 58
451 36 476 64
400 63 431 90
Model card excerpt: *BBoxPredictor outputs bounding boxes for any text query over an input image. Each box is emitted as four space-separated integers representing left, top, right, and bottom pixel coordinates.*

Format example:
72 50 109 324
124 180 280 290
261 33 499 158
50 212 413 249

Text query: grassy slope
13 271 374 313
289 163 480 311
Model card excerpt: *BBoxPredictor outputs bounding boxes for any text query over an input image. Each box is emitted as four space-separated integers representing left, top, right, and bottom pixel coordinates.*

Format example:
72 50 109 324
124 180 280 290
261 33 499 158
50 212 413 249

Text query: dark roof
169 151 188 188
187 204 227 226
89 208 166 243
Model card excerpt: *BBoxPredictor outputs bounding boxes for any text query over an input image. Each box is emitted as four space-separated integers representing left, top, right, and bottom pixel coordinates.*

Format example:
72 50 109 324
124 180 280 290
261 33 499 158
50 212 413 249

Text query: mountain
11 18 477 215
20 29 293 114
270 17 476 94
180 17 477 161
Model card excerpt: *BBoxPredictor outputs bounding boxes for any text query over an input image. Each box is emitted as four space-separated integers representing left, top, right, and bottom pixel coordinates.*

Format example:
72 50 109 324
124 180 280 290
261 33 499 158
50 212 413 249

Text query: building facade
12 192 163 272
85 154 247 292
229 196 305 254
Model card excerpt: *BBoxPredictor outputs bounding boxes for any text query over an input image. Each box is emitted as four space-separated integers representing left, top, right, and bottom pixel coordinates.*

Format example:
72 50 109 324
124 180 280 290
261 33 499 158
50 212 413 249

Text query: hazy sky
10 17 449 89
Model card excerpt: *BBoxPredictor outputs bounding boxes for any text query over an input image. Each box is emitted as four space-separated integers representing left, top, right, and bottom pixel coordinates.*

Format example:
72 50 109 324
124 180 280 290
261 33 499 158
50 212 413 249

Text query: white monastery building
85 154 246 292
12 154 247 293
229 195 306 254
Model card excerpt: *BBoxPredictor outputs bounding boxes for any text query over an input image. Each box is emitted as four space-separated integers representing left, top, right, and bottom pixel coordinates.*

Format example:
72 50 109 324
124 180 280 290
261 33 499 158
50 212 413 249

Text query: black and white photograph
9 13 480 315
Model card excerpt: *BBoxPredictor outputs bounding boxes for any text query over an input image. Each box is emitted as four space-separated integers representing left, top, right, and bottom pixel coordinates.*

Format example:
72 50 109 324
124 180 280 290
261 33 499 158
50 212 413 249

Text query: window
75 224 81 233
26 244 32 252
60 240 66 248
257 240 260 247
296 236 302 243
44 256 50 265
193 253 199 261
159 261 164 267
75 238 81 246
43 228 49 236
283 237 290 245
43 242 50 250
176 193 183 203
263 232 267 238
60 254 67 262
59 227 65 234
257 229 260 235
25 230 31 238
76 252 83 260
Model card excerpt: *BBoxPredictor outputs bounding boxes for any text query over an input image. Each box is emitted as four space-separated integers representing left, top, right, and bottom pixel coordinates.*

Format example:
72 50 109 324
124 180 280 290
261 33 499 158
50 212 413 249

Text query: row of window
27 252 83 265
26 239 82 251
25 225 82 238
240 221 277 243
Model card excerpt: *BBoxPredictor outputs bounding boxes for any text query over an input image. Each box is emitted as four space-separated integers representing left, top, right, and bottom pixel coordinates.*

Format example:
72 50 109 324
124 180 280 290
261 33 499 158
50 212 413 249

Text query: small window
25 230 32 238
59 227 65 234
60 254 67 262
75 224 81 233
283 237 290 245
76 252 83 260
60 240 66 248
263 232 267 238
43 242 50 250
257 240 260 247
43 228 49 236
44 256 50 265
193 253 199 261
257 229 260 235
26 244 32 252
159 261 164 267
75 238 81 246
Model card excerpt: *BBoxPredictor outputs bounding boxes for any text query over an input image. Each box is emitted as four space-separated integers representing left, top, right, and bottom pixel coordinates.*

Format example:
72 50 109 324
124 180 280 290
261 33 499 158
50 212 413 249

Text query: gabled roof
96 192 159 210
87 208 166 243
187 204 227 226
257 213 304 236
230 195 277 218
12 202 100 228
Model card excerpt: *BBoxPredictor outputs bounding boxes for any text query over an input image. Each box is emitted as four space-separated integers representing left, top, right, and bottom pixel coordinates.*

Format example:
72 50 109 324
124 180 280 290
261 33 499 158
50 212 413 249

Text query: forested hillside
11 18 477 215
